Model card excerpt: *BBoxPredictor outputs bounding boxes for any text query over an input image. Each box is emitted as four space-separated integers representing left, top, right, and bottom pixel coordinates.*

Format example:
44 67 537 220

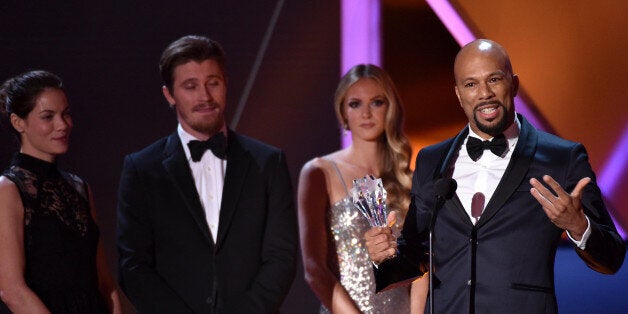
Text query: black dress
1 153 108 314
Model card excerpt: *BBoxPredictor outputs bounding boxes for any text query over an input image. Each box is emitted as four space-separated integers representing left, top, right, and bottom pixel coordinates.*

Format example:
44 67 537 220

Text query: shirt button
467 280 472 286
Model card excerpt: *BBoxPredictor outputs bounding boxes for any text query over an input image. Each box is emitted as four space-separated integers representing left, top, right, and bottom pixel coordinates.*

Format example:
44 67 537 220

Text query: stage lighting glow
341 0 381 148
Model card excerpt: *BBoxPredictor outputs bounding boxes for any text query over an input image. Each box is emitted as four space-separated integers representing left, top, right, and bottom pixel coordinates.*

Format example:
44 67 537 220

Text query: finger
365 227 382 238
365 225 392 238
368 249 388 264
387 211 397 228
530 187 566 224
368 240 393 253
387 247 398 259
529 178 557 203
570 177 591 198
369 230 396 246
541 175 578 211
368 240 397 264
530 187 553 213
541 175 571 199
365 233 395 252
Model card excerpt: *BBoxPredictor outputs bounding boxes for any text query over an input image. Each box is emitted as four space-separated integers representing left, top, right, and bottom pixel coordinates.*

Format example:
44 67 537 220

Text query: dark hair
0 70 64 137
159 35 227 92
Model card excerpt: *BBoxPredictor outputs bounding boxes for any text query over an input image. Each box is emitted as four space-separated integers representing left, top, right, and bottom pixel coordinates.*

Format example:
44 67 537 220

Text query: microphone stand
428 178 456 314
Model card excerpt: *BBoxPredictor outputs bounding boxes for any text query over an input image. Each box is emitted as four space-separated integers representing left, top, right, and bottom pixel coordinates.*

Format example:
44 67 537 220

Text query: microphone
434 178 457 209
429 178 457 314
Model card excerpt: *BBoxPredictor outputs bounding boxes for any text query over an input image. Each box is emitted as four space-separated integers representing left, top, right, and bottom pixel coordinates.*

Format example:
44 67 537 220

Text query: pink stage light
426 0 546 132
340 0 625 237
426 0 625 237
341 0 381 148
598 123 628 237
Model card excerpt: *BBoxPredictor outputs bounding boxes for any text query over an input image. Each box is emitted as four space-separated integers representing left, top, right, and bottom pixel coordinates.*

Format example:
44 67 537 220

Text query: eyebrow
180 74 223 84
180 78 198 85
347 93 386 101
37 106 69 114
461 70 506 81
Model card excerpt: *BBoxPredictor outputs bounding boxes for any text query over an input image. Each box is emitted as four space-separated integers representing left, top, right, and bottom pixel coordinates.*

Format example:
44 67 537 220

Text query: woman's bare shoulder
302 151 345 173
0 176 23 216
0 176 19 196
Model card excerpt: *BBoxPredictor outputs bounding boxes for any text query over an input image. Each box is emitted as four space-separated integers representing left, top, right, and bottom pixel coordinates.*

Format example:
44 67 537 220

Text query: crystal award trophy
351 175 389 227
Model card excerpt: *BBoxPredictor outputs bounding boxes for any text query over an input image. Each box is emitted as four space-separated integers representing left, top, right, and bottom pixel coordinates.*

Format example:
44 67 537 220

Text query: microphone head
434 178 457 200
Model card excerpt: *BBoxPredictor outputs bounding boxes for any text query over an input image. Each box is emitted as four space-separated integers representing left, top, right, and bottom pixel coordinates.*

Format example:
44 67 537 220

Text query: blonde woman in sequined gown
298 64 428 313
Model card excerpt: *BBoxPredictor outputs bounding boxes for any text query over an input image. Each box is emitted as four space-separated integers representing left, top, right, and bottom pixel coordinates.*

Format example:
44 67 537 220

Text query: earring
342 124 349 136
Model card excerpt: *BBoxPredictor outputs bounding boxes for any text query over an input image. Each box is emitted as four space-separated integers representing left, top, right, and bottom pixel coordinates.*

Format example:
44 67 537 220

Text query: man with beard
116 35 297 313
364 39 625 313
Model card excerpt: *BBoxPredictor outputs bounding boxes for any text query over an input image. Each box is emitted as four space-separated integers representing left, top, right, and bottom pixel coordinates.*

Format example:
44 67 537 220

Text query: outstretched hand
364 212 398 265
529 175 590 240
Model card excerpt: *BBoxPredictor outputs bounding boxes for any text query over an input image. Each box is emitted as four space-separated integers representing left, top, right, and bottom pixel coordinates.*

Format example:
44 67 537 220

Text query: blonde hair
334 64 413 221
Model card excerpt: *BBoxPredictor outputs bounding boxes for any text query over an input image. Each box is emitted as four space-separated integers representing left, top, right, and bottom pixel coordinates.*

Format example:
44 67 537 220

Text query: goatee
474 103 508 136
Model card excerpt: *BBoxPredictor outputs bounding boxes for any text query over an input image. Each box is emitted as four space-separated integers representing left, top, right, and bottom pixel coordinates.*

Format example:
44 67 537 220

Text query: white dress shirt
453 119 520 224
178 124 227 242
450 117 590 248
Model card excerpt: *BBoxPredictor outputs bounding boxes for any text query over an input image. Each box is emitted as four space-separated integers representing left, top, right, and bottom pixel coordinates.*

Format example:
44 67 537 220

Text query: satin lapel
215 131 250 251
476 114 538 228
162 133 214 245
436 128 472 227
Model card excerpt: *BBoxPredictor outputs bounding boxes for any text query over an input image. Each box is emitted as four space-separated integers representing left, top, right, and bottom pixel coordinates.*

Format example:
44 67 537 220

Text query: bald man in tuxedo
365 39 625 313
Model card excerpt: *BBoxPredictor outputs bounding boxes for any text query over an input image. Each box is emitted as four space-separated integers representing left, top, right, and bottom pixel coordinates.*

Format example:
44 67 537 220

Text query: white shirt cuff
567 215 591 250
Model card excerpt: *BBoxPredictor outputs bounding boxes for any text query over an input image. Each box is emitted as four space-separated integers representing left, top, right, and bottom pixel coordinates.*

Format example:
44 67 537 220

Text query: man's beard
192 117 224 136
474 103 509 136
177 105 225 136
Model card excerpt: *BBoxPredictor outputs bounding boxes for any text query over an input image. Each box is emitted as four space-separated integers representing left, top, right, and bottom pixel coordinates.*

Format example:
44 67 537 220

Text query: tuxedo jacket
116 130 298 313
376 114 625 314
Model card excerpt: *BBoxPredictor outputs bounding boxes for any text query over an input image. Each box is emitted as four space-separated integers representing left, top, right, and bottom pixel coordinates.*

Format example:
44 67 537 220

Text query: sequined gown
1 153 108 313
322 161 410 313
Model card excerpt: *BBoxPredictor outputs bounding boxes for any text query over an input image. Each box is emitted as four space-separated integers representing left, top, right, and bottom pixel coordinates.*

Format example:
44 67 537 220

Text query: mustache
193 102 220 111
474 100 503 110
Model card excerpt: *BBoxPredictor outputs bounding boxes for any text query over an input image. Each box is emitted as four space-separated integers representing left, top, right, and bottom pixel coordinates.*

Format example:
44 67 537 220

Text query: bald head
454 39 513 85
453 39 519 139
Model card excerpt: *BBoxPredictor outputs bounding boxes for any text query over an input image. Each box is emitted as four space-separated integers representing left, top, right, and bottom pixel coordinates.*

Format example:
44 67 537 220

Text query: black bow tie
187 133 227 161
466 134 507 161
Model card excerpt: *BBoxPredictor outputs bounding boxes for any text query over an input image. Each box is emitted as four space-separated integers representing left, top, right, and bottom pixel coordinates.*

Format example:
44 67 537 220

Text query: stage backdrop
0 1 339 312
1 1 626 313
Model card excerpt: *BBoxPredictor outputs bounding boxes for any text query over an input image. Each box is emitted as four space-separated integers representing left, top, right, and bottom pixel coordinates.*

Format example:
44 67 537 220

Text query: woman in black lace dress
0 70 122 313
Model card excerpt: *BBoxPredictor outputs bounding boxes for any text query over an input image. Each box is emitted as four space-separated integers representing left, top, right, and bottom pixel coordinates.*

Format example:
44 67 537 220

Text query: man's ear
511 74 520 96
454 85 462 107
162 85 176 107
10 113 25 133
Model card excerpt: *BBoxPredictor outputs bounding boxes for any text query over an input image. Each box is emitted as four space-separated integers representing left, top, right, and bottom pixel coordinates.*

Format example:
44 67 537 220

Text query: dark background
1 1 626 313
0 1 339 312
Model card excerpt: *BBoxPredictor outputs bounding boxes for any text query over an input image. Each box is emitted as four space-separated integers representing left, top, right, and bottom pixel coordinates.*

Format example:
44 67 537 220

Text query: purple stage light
341 0 381 148
341 0 625 237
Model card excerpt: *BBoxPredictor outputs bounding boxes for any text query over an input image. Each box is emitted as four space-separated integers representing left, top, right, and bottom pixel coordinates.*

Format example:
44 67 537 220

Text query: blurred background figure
298 64 428 313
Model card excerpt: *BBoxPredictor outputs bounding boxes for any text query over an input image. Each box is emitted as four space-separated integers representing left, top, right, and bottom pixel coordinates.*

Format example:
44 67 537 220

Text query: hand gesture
364 211 398 265
529 175 590 240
